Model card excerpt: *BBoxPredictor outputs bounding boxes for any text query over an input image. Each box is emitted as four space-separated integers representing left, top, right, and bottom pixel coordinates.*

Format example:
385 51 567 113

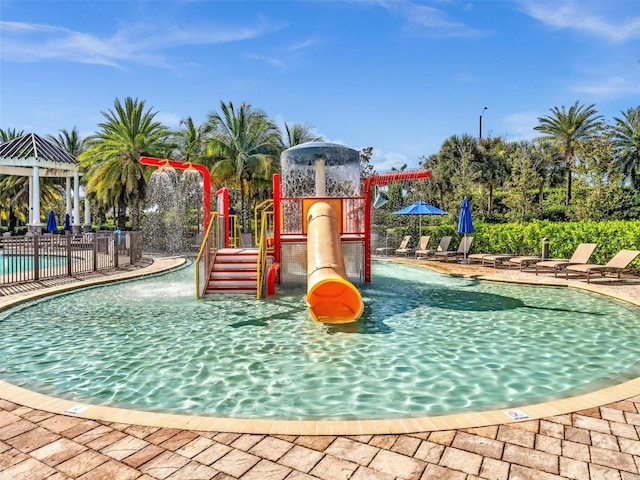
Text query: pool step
206 248 259 295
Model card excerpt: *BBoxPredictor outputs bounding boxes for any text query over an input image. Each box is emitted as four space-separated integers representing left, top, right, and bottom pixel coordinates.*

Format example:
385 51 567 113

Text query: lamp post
479 106 488 140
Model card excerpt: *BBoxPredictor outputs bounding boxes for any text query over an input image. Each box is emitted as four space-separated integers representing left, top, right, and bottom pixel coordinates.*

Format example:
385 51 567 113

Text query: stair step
206 288 257 295
206 248 260 297
211 271 257 279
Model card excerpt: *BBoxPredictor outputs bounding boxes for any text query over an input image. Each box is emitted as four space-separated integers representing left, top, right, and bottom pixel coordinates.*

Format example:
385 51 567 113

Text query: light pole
479 106 488 140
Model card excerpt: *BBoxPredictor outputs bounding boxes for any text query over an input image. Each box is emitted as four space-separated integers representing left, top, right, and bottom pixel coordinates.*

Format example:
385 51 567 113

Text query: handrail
255 200 274 299
194 212 218 299
254 199 274 247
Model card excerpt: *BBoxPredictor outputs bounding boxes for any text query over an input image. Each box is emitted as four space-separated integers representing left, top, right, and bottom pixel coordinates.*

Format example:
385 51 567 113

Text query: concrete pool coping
1 254 639 436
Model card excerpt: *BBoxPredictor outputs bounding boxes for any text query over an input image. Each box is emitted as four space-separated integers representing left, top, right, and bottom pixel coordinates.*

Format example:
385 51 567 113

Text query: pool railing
0 231 142 286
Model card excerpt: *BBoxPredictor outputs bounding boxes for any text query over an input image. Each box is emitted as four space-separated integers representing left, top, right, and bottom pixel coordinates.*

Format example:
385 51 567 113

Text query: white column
28 175 34 224
84 195 91 231
65 177 72 217
315 158 326 197
73 170 81 231
32 166 41 229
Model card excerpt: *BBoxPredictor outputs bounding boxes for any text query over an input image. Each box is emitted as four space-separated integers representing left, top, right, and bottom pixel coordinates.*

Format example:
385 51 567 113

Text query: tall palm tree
80 97 170 230
612 106 640 190
534 101 603 206
207 101 281 233
171 117 212 163
478 136 509 215
283 122 323 148
47 128 85 156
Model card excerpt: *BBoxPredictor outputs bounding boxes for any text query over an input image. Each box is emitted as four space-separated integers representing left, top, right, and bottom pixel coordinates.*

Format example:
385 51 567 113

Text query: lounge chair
395 235 413 256
534 243 598 277
419 235 452 259
434 236 474 262
413 236 431 257
477 254 516 268
564 249 640 283
507 255 545 271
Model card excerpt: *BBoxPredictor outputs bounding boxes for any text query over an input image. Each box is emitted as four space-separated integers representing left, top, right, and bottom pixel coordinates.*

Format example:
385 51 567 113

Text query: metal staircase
205 248 259 295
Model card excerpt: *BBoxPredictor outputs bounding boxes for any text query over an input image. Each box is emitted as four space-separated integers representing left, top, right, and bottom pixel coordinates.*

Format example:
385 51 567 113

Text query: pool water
0 262 639 420
0 253 67 274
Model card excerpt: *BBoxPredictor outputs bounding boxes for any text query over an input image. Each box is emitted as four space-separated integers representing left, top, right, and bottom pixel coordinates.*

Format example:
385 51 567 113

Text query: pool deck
1 255 640 479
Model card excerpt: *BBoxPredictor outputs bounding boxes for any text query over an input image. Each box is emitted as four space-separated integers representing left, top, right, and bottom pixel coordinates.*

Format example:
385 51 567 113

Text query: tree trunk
131 199 140 230
487 184 493 215
565 156 572 206
118 197 127 230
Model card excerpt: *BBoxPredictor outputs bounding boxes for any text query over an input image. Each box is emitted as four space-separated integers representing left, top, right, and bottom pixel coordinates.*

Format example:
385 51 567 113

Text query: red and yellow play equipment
140 144 431 325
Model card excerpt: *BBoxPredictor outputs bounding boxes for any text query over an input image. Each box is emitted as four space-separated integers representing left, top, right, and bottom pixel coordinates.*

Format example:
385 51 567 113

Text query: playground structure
140 143 431 324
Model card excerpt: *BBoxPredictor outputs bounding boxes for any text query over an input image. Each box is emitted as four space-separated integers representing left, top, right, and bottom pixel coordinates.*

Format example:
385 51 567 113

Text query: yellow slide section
306 202 364 323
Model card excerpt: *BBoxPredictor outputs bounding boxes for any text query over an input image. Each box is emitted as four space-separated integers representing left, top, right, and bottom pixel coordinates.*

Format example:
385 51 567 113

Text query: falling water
142 167 203 253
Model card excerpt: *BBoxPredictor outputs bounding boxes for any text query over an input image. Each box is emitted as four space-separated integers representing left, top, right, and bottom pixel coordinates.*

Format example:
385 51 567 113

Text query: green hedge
383 219 640 267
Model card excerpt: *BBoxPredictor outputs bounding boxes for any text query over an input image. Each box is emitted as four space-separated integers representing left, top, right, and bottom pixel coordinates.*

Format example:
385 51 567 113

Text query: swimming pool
0 262 639 420
0 253 68 274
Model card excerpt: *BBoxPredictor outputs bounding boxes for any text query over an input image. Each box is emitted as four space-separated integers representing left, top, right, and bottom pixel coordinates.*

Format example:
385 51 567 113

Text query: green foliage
469 219 640 267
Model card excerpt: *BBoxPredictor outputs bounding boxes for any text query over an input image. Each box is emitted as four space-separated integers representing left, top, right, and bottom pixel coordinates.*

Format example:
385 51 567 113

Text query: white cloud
155 112 183 128
378 1 486 38
571 75 640 100
371 149 410 172
518 1 640 43
503 111 540 141
0 18 284 68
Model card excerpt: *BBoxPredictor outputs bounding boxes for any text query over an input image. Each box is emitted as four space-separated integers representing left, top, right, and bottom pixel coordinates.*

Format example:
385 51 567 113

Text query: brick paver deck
1 255 639 479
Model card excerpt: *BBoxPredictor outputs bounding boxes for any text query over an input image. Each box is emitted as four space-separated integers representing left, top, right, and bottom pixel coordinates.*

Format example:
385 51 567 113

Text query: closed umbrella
64 213 71 232
393 200 447 233
46 210 57 233
457 197 474 263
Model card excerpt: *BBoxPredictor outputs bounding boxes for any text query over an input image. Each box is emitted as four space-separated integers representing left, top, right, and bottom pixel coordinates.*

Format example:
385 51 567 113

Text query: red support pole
272 174 281 266
140 156 211 233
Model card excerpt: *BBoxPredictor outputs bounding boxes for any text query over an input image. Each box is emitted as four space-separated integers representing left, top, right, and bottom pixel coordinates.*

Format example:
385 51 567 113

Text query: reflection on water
0 261 638 420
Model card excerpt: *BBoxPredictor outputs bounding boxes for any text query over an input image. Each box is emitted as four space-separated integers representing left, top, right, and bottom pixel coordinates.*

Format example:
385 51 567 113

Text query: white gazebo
0 133 89 234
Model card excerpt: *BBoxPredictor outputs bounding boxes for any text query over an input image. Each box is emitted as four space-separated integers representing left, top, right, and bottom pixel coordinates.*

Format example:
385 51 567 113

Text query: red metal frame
272 174 281 266
140 156 212 232
362 171 431 282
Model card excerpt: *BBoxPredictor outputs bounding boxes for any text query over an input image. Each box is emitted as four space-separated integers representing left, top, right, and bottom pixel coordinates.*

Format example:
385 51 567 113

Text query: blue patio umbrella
64 213 71 232
457 197 474 262
46 210 57 233
393 200 447 233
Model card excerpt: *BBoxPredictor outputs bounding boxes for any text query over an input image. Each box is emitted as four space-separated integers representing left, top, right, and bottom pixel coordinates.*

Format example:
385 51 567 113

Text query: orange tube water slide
306 202 364 323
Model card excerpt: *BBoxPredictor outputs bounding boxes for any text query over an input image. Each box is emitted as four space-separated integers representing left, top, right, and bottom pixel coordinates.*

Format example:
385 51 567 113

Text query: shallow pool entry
0 262 639 420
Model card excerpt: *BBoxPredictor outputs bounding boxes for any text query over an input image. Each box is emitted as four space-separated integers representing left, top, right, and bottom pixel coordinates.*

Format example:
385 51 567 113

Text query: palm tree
47 128 85 156
0 128 24 142
612 106 640 190
80 97 170 230
478 136 509 215
534 101 603 206
283 122 323 148
207 101 281 233
171 117 212 163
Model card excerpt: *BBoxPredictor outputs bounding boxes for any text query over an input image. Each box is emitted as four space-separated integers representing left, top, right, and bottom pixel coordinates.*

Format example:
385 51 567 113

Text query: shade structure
46 210 57 233
457 197 474 262
64 213 71 231
393 200 447 233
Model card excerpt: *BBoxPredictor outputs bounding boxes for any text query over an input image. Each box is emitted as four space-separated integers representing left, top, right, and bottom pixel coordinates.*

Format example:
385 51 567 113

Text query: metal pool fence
0 231 143 286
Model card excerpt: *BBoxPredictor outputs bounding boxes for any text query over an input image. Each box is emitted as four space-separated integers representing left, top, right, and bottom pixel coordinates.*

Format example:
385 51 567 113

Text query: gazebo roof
0 133 80 177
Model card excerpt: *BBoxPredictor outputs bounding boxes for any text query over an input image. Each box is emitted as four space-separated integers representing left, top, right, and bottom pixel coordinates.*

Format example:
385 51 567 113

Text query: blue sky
1 0 639 171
